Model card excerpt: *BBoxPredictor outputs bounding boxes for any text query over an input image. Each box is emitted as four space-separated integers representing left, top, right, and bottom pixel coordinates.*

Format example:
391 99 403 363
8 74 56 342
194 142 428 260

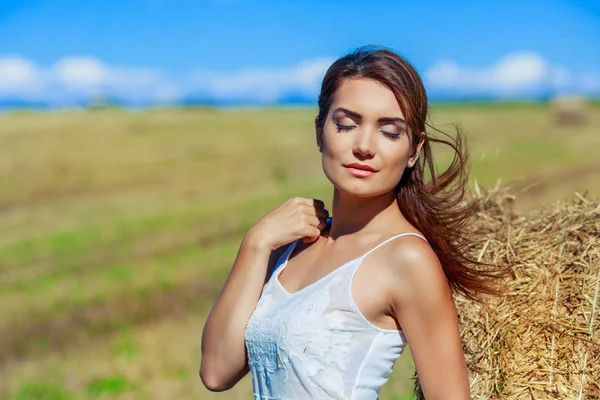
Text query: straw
413 185 600 399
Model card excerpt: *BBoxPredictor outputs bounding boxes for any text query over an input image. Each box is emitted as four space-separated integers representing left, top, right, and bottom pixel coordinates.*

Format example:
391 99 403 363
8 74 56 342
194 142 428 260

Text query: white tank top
245 220 428 399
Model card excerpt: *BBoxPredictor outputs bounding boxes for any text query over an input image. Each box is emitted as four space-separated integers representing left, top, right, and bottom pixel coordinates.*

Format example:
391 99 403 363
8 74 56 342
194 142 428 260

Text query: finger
304 205 328 219
316 217 328 232
315 208 329 220
312 199 325 209
302 226 321 244
303 203 328 217
301 203 326 217
306 215 320 229
292 197 314 206
296 197 318 206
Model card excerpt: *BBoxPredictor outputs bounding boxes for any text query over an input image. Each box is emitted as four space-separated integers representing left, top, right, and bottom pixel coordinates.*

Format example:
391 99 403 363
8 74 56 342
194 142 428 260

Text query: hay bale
413 186 600 399
549 96 590 126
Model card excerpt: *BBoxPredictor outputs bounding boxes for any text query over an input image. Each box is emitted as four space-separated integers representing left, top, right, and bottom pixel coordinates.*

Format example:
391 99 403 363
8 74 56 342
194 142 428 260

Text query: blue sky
1 0 599 106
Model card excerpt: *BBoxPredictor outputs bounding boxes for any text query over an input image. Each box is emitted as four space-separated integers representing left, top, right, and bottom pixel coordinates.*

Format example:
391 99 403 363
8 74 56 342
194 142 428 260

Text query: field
0 103 599 400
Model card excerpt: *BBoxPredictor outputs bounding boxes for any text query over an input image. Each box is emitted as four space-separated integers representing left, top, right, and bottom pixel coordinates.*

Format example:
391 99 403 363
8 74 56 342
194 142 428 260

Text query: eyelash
335 123 401 141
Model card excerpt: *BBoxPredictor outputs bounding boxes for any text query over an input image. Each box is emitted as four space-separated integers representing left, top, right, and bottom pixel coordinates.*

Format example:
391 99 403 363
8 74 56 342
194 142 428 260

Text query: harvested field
1 104 599 399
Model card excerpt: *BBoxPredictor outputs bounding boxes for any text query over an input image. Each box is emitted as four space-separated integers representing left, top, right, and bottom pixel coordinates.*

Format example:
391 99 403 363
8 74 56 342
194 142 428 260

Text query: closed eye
335 123 355 132
382 131 402 141
336 122 402 141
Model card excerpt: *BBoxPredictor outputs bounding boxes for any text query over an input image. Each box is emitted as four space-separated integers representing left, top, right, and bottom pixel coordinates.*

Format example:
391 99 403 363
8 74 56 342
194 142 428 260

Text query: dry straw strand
423 184 600 399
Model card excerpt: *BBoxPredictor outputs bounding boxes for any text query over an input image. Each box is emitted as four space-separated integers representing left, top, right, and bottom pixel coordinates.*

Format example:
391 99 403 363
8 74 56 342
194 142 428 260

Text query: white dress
244 219 428 399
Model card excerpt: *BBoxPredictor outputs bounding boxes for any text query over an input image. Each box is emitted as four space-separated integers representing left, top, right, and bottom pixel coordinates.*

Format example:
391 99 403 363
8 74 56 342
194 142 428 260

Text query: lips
343 163 378 178
343 163 378 172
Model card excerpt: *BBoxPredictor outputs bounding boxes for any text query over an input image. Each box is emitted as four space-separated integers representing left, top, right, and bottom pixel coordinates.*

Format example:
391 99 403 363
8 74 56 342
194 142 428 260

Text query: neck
327 187 404 239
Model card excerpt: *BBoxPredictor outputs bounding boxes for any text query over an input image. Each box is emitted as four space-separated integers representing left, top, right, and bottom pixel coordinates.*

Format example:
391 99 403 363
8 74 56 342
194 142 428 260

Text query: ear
407 133 425 168
315 114 323 153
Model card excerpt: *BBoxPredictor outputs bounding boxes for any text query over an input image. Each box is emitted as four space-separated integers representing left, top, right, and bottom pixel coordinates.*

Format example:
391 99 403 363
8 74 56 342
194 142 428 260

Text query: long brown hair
316 45 507 301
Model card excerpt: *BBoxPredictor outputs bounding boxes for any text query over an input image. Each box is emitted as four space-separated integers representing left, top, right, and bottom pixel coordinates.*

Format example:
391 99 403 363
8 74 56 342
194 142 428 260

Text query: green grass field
1 104 599 399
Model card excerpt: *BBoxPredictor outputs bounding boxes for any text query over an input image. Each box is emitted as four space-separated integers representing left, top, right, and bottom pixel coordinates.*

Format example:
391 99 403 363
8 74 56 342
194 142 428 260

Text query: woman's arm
200 197 328 391
199 233 277 391
388 238 470 400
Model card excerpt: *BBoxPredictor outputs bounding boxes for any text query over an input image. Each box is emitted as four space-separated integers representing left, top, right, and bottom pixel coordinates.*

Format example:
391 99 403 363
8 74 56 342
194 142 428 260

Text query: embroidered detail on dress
246 274 353 398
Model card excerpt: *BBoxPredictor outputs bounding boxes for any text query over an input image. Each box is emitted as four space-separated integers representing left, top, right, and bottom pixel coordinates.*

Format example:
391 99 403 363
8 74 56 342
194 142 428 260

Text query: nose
352 126 375 158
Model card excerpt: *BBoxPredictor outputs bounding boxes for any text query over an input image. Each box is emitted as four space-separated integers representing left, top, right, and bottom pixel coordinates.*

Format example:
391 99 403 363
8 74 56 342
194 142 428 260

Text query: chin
326 174 393 199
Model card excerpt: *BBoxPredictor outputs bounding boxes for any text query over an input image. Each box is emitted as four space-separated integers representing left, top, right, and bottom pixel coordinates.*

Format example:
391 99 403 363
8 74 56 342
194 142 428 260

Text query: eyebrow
332 107 406 125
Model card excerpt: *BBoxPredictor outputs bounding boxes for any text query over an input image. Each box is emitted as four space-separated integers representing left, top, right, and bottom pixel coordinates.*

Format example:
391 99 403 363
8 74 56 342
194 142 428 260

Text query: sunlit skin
277 77 471 399
200 77 470 399
319 80 417 199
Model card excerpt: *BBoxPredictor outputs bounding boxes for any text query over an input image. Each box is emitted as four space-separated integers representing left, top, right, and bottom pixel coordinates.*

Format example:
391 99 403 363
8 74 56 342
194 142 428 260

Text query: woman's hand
247 197 330 251
200 197 328 391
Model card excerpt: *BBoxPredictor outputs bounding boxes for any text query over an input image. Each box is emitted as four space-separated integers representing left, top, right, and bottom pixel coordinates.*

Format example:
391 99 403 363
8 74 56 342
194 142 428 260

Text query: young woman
200 45 501 399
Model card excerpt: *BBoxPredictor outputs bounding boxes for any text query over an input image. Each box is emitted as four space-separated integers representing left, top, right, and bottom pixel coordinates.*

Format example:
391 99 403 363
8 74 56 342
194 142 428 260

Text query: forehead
331 78 404 119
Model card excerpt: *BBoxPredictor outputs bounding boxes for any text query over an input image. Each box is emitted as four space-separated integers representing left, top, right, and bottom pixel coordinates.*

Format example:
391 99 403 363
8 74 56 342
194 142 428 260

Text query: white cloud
0 55 176 104
50 56 171 103
53 56 109 89
0 55 331 105
490 52 547 88
153 83 180 104
424 51 589 98
0 52 597 106
187 57 334 102
579 72 600 95
0 56 44 97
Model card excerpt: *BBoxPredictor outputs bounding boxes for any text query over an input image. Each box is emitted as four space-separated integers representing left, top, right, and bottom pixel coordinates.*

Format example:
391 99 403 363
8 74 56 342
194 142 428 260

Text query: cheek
321 145 342 178
320 132 351 169
320 133 349 182
321 128 348 152
380 150 409 183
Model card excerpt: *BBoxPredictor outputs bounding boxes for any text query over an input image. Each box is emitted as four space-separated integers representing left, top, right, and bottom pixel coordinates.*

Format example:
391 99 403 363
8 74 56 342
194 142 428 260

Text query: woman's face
316 78 422 198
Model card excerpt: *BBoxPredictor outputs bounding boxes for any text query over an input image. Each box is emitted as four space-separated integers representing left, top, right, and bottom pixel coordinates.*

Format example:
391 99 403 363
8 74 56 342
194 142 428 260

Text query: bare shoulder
381 235 452 307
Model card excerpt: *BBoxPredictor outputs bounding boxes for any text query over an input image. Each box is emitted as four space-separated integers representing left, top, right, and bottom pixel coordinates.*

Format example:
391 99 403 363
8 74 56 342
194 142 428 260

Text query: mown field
0 104 599 400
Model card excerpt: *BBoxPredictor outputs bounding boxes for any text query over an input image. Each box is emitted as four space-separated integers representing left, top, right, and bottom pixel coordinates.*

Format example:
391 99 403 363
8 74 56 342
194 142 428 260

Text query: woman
200 45 502 399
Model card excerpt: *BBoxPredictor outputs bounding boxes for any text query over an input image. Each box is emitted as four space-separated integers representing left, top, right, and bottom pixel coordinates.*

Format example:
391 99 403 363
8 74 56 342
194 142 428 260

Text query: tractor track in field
0 219 246 287
504 162 600 210
0 176 164 217
0 277 222 369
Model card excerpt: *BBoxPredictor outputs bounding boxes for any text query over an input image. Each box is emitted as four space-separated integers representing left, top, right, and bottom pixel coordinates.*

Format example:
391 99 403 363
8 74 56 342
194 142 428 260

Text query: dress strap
359 232 428 260
326 216 427 260
274 239 299 277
